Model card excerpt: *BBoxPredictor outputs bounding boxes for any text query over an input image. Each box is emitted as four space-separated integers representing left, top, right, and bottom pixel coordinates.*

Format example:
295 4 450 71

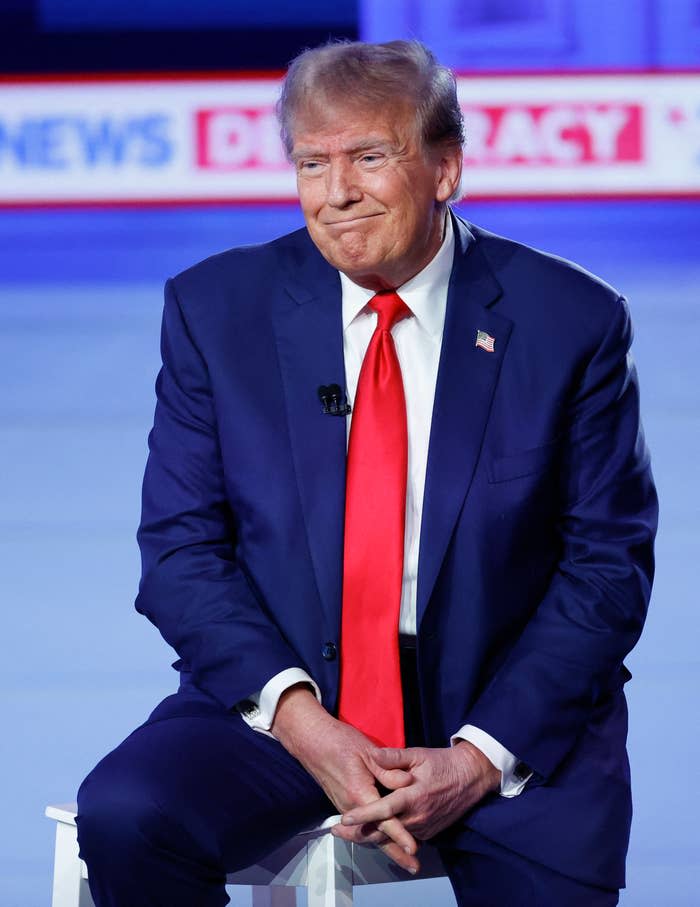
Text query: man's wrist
454 739 501 793
270 682 329 756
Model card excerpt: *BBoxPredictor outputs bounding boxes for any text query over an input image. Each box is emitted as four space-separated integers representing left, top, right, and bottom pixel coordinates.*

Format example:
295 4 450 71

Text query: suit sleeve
465 294 658 780
135 278 303 710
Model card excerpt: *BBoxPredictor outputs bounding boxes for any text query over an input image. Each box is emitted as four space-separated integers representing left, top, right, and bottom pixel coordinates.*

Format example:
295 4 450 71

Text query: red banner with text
1 73 697 204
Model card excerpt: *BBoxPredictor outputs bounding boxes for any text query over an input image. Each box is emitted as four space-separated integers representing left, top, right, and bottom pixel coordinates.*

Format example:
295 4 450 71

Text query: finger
361 828 390 846
372 747 411 769
333 815 412 851
372 766 413 790
343 782 416 853
378 839 421 875
331 822 389 846
338 807 417 853
342 789 408 826
378 817 418 855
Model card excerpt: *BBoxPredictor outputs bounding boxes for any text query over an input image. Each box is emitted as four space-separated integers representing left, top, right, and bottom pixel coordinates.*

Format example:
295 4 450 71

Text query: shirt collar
340 210 455 338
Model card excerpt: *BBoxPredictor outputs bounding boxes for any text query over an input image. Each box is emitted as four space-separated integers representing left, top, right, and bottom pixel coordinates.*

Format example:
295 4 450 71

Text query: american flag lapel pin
475 329 496 353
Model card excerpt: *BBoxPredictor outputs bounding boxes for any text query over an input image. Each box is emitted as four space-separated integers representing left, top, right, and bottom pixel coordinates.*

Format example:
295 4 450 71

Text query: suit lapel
416 217 513 628
270 221 512 634
272 234 347 634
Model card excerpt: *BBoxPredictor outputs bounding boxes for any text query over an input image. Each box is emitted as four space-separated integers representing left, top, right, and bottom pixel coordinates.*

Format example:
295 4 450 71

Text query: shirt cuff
235 668 322 738
451 724 532 798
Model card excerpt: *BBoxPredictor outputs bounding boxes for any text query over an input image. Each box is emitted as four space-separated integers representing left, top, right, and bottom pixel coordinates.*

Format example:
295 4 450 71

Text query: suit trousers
75 655 619 906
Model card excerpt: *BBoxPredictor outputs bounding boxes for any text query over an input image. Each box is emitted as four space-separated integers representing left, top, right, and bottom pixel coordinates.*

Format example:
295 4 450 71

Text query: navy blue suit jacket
135 213 657 889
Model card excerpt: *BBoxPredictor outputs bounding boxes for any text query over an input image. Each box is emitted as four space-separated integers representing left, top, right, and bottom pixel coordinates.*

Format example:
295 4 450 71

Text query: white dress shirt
239 213 529 797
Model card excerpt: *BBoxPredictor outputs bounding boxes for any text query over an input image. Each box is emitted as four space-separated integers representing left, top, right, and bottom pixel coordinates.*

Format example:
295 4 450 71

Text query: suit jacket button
322 642 337 661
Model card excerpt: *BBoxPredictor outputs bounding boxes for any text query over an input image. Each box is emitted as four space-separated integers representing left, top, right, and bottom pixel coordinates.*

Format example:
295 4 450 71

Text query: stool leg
305 834 353 907
252 887 297 906
51 821 95 907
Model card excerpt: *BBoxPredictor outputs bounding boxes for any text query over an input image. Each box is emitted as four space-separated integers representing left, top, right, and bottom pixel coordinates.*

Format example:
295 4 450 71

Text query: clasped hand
330 741 501 871
270 684 499 874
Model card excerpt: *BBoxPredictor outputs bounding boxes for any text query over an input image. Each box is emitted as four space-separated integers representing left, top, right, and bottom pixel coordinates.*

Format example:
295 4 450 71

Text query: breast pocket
487 439 561 484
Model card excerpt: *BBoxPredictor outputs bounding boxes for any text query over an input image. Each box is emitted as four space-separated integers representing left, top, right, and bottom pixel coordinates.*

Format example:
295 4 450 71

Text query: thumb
373 747 412 769
370 748 414 787
373 766 413 790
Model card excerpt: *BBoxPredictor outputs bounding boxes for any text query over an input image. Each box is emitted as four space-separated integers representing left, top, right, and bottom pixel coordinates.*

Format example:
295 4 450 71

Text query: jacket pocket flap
488 439 561 484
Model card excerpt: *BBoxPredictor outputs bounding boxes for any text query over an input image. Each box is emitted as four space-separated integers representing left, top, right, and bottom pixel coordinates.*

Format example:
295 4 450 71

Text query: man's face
290 99 462 290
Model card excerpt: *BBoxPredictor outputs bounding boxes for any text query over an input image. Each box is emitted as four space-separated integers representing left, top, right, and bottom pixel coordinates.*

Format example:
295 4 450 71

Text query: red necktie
338 290 412 748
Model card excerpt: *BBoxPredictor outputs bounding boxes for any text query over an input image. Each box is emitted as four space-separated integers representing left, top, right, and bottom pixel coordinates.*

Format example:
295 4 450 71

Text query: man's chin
320 240 375 273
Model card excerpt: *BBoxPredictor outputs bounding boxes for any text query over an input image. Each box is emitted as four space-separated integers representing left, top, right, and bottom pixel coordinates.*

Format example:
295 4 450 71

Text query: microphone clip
318 384 351 416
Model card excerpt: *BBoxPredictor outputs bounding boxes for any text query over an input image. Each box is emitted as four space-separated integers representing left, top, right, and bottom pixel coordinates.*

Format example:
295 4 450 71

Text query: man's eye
298 160 323 174
360 154 382 165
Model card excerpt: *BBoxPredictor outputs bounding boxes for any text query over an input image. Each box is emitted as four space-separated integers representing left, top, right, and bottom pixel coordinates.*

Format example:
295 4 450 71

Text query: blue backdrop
38 0 358 30
363 0 699 69
2 0 698 73
1 197 698 905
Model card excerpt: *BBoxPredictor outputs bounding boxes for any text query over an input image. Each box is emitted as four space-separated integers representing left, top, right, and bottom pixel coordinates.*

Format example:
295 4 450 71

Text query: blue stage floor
1 199 698 905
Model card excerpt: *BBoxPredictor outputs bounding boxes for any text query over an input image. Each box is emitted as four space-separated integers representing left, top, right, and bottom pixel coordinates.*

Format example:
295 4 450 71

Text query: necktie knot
369 290 411 332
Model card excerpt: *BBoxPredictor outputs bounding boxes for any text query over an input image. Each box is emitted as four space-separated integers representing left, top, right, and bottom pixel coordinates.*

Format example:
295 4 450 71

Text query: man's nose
326 159 362 208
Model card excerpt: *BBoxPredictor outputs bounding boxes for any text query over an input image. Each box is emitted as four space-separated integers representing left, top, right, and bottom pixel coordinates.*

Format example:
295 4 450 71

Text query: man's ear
435 145 463 203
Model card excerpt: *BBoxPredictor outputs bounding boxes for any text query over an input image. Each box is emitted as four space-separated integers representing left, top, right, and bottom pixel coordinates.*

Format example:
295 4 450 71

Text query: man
76 40 657 906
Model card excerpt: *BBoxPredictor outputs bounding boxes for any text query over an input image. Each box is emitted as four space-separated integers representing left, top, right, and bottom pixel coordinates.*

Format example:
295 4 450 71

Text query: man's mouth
322 213 382 227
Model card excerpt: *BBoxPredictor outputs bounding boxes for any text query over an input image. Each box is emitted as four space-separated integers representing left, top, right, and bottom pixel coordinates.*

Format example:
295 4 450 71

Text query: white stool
46 802 446 907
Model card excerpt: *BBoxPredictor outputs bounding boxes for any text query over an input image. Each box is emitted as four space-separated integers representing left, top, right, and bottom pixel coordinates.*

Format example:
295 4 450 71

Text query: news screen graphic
1 74 698 204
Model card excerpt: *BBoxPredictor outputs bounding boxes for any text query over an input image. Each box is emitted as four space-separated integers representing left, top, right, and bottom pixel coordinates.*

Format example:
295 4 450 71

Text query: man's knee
75 756 171 864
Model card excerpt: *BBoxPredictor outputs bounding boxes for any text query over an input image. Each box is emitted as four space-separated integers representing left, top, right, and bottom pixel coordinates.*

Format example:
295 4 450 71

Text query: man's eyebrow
349 137 396 153
291 137 397 161
290 146 324 163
